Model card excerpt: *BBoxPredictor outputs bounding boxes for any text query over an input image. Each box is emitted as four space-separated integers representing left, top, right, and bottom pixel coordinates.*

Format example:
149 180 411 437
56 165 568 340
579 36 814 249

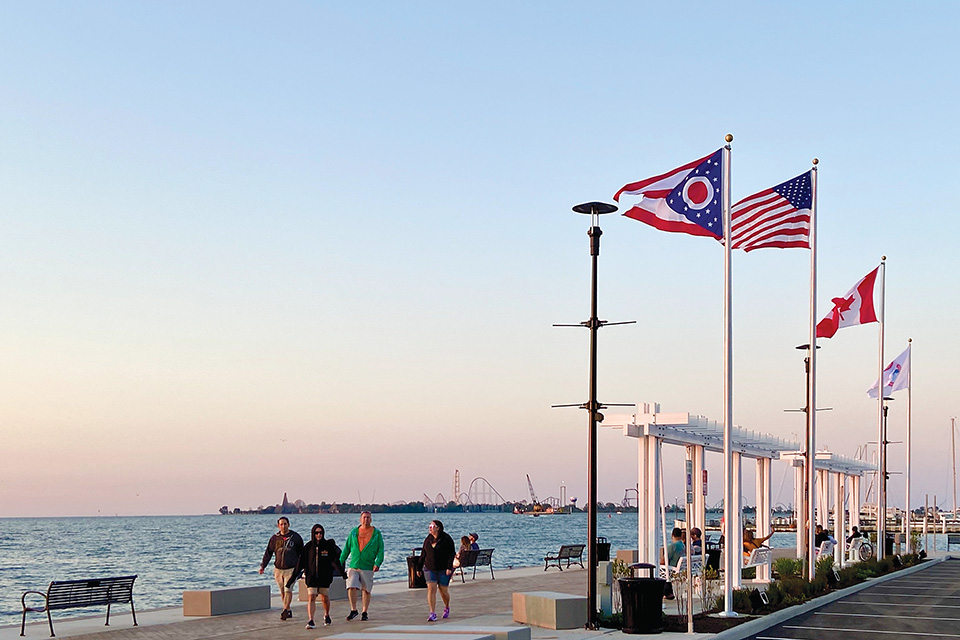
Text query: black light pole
881 396 894 556
576 201 615 630
554 201 632 629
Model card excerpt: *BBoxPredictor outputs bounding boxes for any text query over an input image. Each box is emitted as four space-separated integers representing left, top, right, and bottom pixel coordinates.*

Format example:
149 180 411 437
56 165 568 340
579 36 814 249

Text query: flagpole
806 159 819 579
877 257 887 559
721 133 736 618
905 338 912 553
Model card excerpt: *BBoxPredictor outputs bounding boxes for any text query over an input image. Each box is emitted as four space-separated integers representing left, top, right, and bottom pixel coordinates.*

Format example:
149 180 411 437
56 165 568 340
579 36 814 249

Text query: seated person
690 527 703 555
663 527 685 567
469 533 480 550
742 528 773 556
846 526 863 544
815 524 830 547
452 535 471 569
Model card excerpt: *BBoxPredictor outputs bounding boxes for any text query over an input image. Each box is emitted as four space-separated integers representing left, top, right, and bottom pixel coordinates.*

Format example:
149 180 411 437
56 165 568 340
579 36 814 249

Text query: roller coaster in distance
423 474 513 511
422 471 581 513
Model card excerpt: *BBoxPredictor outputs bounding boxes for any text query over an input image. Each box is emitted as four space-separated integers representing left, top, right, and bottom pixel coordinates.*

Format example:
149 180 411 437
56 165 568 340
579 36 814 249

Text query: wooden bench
512 591 587 630
456 548 495 582
543 544 585 571
183 585 271 616
20 575 137 637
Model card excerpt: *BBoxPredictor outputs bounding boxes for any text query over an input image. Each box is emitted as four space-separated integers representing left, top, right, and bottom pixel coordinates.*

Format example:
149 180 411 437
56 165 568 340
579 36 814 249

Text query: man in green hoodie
339 511 384 622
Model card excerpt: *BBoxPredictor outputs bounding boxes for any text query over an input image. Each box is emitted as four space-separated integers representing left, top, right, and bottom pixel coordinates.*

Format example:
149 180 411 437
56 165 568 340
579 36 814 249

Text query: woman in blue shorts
420 519 456 622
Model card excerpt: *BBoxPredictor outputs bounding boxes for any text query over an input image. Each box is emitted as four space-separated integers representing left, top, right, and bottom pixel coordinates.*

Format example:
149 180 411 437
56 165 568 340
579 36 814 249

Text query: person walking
288 524 344 629
259 516 304 621
419 520 455 622
339 511 384 622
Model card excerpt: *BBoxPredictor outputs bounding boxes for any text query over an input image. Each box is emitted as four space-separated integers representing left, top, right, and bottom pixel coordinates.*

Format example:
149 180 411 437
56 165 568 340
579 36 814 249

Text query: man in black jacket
288 524 345 629
259 517 304 621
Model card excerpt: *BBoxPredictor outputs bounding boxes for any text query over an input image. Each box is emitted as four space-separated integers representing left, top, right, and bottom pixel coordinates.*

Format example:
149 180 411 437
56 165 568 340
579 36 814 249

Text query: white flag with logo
867 346 910 399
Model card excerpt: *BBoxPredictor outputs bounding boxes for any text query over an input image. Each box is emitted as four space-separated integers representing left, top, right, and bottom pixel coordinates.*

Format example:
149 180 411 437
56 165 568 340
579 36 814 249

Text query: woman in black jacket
420 519 456 622
288 524 345 629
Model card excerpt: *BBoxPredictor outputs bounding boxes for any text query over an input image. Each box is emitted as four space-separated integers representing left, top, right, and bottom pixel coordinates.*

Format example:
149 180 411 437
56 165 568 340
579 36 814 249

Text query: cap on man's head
469 533 478 540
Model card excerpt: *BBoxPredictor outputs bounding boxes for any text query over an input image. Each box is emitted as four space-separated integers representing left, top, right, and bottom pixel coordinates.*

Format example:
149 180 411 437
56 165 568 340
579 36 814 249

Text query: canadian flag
816 267 880 339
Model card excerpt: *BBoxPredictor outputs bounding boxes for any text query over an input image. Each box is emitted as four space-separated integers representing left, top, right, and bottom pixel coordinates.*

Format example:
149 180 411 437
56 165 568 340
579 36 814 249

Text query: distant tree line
219 500 638 515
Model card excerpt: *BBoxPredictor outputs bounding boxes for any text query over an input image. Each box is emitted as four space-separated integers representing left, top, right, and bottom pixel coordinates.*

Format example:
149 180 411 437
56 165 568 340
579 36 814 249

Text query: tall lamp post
553 201 633 629
879 396 894 558
791 343 826 578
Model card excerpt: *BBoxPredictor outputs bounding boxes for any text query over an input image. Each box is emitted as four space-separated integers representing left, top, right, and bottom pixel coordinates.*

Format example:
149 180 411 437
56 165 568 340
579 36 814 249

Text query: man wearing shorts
259 516 304 620
339 511 384 621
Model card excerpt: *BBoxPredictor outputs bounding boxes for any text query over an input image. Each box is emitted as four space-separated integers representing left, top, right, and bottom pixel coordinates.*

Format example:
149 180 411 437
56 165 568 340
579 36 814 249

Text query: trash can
885 533 894 557
619 563 665 634
596 536 611 563
407 549 426 589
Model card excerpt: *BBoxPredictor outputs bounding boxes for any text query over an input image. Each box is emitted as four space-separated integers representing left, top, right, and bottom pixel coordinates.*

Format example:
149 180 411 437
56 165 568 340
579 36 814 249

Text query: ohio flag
614 149 724 240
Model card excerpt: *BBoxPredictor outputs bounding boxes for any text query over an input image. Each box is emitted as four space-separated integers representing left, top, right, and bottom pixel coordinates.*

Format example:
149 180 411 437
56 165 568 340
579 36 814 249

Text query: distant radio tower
453 470 461 505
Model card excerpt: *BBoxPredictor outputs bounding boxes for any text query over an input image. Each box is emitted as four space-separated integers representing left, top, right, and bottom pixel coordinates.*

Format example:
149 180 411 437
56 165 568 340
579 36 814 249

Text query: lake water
0 512 950 628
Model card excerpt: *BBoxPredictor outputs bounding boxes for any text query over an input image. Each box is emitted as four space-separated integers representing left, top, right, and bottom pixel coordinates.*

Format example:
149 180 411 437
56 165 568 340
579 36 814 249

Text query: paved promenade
8 566 714 640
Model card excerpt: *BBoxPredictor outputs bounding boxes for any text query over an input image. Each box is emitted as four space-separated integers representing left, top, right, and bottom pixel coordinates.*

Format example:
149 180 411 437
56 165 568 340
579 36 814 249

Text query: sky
2 1 959 517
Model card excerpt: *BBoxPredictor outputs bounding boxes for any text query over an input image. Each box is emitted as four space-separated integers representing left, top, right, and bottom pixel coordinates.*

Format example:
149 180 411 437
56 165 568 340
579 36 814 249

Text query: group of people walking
258 513 479 628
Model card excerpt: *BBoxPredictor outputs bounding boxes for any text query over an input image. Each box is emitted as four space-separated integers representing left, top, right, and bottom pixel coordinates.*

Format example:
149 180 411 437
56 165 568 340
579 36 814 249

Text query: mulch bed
663 612 754 633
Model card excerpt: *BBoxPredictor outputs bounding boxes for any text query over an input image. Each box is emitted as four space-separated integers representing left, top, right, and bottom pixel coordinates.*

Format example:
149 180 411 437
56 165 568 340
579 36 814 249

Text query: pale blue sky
1 2 958 516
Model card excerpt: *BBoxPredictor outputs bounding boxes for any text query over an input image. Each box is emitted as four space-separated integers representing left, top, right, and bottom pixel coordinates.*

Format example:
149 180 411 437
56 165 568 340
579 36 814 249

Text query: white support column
834 472 845 566
639 434 662 566
756 457 772 581
693 445 706 530
817 468 830 530
795 461 805 559
834 473 850 567
733 452 743 588
851 475 861 532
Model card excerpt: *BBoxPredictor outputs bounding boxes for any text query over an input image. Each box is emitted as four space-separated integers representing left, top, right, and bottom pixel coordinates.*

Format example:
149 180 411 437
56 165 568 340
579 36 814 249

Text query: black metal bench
21 575 138 637
455 548 495 582
543 544 585 571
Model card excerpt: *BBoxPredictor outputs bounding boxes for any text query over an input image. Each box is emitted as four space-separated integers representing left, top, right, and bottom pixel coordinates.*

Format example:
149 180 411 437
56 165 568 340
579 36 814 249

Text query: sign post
685 460 694 634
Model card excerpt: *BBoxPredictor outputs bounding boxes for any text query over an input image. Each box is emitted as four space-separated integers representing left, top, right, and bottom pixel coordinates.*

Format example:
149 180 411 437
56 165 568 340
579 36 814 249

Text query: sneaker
346 610 359 622
361 612 368 622
427 612 437 622
442 606 449 619
324 615 332 626
305 620 315 629
280 609 291 621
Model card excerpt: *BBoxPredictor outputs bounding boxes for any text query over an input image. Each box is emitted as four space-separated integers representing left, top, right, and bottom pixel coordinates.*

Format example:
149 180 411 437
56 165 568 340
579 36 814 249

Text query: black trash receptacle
619 563 665 634
885 533 894 557
407 549 426 589
596 536 611 563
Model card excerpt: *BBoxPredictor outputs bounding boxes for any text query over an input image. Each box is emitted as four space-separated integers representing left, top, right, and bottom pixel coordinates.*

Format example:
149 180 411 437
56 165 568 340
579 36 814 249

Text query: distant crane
518 474 548 514
527 474 539 505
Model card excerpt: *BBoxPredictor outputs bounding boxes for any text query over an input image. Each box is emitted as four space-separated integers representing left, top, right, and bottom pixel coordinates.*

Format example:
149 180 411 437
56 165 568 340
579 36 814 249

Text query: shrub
715 588 754 614
815 555 834 579
773 557 802 579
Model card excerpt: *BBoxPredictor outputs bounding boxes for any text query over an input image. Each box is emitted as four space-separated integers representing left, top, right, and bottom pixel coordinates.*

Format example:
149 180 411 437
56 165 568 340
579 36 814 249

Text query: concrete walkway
7 566 711 640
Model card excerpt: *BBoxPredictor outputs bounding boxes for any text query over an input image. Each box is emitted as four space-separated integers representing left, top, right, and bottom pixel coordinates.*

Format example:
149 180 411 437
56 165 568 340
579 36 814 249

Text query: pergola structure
781 450 876 567
619 406 876 583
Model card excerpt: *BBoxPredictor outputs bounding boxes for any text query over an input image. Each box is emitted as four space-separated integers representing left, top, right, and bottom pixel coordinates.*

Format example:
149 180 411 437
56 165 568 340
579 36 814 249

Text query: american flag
730 170 812 251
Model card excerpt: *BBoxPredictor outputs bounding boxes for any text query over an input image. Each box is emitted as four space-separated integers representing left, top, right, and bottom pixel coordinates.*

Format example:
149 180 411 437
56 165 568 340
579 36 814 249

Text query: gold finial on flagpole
724 133 733 143
909 337 912 343
882 255 887 261
812 158 819 165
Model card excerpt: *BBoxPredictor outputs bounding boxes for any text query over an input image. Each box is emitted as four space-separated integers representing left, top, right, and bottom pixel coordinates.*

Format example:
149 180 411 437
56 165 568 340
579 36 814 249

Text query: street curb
712 556 947 640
